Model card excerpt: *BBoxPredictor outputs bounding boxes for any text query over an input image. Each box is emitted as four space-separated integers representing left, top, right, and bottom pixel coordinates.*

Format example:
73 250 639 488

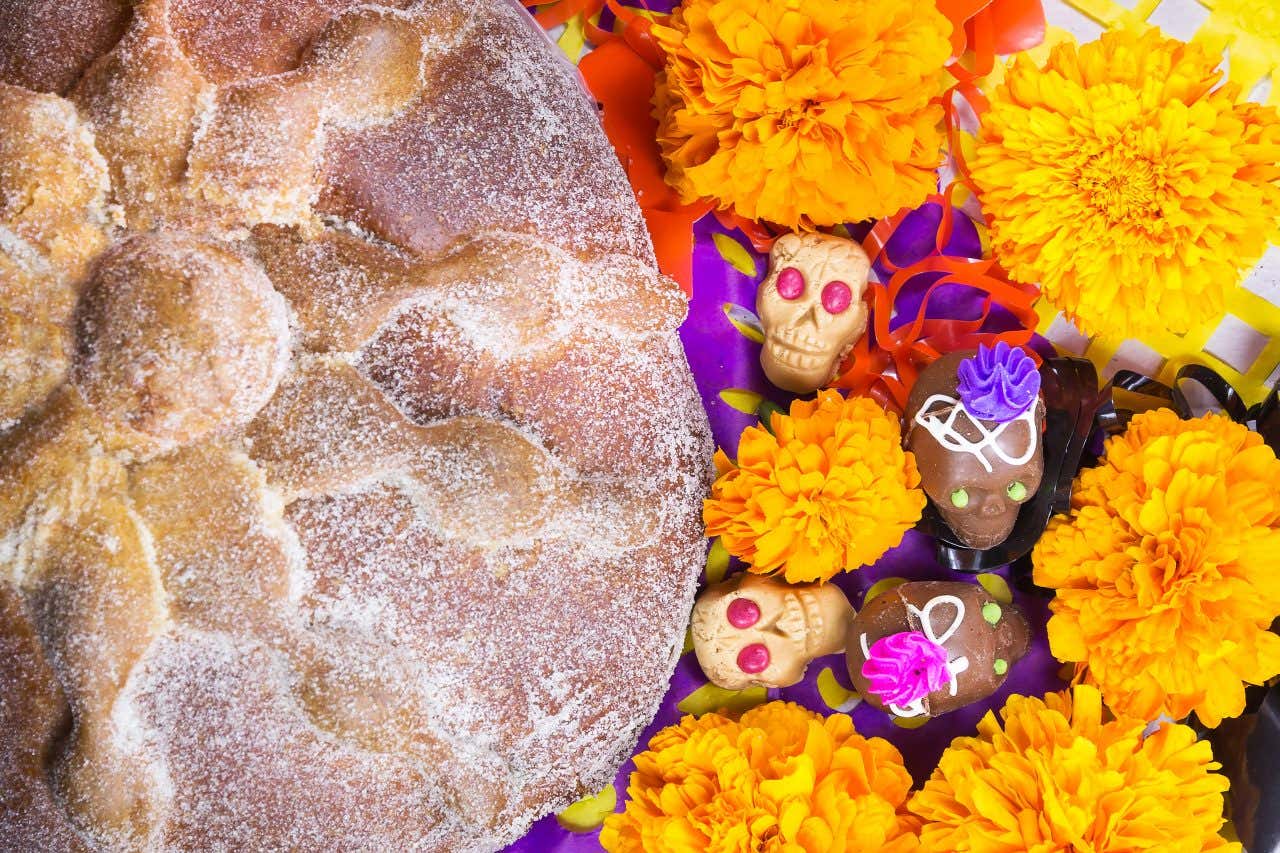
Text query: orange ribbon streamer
938 0 1045 80
835 191 1041 412
578 37 710 293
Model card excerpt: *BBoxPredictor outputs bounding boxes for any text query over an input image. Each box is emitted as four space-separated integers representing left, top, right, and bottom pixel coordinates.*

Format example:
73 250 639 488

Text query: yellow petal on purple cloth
863 576 908 605
718 388 765 414
705 537 730 584
555 783 617 833
677 683 768 716
816 666 861 712
722 302 765 344
977 572 1014 605
891 714 929 730
712 232 760 277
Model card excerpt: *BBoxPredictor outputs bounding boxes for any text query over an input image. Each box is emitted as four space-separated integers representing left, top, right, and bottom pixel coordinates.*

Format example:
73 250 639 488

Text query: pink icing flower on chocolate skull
861 631 950 707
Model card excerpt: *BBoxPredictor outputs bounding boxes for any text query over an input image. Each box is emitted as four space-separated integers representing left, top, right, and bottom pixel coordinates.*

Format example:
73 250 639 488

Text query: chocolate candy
906 346 1046 550
846 581 1030 718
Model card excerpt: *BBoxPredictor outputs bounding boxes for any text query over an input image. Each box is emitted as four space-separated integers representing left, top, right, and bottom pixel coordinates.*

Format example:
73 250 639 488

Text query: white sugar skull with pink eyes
757 232 872 394
690 573 853 690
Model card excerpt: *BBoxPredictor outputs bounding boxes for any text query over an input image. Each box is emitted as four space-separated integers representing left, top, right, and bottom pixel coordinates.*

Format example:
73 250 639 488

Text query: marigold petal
1033 409 1280 726
973 28 1280 339
704 393 923 582
651 0 951 226
604 702 919 853
909 686 1239 852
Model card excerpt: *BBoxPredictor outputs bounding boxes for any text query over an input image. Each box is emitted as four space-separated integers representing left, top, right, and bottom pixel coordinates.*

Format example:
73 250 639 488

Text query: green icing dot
982 602 1002 625
994 659 1009 676
950 488 969 508
1006 481 1028 501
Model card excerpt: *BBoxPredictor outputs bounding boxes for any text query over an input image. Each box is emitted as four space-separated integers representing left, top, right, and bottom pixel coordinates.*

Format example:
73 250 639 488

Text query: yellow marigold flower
1033 409 1280 727
650 0 952 228
703 390 926 583
909 685 1240 853
601 701 921 853
971 27 1280 339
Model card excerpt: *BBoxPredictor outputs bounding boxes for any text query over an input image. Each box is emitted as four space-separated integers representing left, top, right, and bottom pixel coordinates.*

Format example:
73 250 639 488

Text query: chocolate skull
691 573 853 690
846 581 1030 718
757 232 871 394
905 348 1045 550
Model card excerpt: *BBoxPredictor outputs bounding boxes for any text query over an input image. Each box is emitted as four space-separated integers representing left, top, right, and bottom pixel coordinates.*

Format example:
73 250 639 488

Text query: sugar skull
690 573 852 690
757 232 871 394
905 344 1045 550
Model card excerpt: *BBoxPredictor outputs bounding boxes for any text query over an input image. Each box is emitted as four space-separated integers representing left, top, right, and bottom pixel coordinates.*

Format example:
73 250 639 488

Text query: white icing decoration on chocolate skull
859 593 971 718
756 232 870 394
912 393 1040 474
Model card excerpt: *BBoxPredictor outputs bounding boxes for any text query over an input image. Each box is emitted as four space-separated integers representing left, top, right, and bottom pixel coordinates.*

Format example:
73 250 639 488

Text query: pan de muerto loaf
0 1 712 850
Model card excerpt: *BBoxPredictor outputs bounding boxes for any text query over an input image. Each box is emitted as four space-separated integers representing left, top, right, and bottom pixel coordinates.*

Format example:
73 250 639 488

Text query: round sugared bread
0 2 711 849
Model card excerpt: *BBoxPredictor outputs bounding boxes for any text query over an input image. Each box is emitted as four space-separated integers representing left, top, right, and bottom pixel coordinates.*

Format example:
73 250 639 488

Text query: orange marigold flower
1032 409 1280 727
909 685 1240 853
601 701 921 853
971 27 1280 339
650 0 952 228
703 390 925 583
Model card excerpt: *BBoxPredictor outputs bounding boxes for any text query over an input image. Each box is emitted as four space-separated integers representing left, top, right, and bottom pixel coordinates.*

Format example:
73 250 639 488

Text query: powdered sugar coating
0 1 710 850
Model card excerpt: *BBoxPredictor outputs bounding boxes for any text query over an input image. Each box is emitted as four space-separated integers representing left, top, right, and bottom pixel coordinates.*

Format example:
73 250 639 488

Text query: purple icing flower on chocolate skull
956 341 1040 423
860 630 951 708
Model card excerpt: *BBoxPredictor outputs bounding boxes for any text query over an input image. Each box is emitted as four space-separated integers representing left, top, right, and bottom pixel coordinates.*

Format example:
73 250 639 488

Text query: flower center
785 100 819 125
1076 146 1163 227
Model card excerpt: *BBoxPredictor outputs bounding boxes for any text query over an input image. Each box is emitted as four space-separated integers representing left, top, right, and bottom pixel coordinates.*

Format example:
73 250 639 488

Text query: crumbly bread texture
0 2 711 850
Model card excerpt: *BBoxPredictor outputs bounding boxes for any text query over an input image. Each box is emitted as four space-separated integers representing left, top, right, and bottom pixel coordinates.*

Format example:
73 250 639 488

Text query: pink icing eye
821 280 852 314
776 267 805 300
737 643 770 673
726 597 760 628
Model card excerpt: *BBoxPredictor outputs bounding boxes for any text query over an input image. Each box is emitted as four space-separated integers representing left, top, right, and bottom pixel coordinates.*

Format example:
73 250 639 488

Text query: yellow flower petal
972 27 1280 340
816 666 862 712
676 683 768 717
718 388 765 414
712 232 760 277
556 783 618 833
975 573 1014 606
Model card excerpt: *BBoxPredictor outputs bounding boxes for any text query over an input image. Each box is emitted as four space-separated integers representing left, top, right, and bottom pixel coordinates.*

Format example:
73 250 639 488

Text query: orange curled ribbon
833 192 1041 412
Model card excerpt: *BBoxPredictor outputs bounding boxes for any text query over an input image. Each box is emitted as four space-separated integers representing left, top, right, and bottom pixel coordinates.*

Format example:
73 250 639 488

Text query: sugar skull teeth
690 573 853 690
757 232 870 394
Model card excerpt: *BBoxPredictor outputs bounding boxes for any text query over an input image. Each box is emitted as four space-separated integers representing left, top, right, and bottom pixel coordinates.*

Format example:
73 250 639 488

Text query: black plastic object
1211 682 1280 853
1109 363 1279 453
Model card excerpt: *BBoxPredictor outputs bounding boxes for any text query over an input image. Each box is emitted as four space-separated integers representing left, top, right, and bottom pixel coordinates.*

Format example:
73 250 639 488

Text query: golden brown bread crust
0 585 84 852
0 0 130 95
0 2 710 850
0 84 112 428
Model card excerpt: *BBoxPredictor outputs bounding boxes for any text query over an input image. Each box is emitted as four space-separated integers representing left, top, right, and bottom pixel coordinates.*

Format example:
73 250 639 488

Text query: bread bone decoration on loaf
0 2 713 849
